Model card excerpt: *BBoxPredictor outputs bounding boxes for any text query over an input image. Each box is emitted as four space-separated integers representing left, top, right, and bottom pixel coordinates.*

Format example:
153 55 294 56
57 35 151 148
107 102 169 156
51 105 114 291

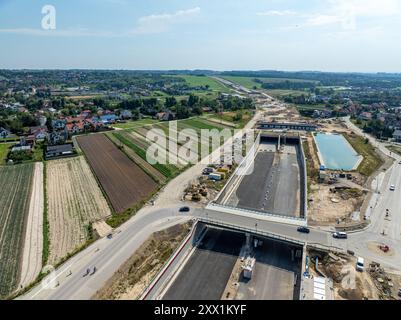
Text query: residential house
65 122 84 135
358 112 373 121
155 111 176 121
29 126 48 142
0 127 11 139
120 110 133 120
99 114 118 124
45 144 75 160
48 131 68 145
393 130 401 143
52 119 66 130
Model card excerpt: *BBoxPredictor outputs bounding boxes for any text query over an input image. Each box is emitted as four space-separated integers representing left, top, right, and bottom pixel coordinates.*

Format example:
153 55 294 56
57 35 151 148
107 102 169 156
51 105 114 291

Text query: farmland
19 162 44 288
0 163 34 298
176 75 229 93
46 157 112 265
0 143 11 164
77 134 158 214
222 75 318 89
110 118 159 130
110 117 235 182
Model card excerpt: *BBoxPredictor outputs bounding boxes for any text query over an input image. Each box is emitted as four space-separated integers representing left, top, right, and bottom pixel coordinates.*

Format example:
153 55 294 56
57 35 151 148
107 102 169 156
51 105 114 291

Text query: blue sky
1 0 401 71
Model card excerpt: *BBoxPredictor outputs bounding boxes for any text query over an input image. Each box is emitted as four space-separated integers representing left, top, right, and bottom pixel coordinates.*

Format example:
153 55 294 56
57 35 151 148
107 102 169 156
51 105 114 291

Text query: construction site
149 224 303 300
214 133 307 219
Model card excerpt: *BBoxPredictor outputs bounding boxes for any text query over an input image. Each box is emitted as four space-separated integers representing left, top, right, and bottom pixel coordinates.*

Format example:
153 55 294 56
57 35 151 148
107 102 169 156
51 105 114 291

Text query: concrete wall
212 132 308 223
141 221 207 300
206 202 307 227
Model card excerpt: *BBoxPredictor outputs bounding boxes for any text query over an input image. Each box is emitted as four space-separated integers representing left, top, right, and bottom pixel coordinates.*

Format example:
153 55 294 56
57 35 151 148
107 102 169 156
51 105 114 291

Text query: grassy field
176 75 229 93
111 118 159 130
264 89 307 98
206 110 253 129
344 134 384 177
0 143 11 164
222 75 318 90
221 76 263 89
112 131 179 179
386 145 401 156
0 163 34 298
113 116 234 180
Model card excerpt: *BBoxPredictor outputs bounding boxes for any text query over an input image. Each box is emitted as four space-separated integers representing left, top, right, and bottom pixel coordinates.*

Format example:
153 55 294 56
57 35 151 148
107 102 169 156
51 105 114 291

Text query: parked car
179 206 190 212
333 232 348 239
297 226 310 234
107 233 113 239
202 167 214 175
356 257 365 272
398 288 401 297
390 185 396 191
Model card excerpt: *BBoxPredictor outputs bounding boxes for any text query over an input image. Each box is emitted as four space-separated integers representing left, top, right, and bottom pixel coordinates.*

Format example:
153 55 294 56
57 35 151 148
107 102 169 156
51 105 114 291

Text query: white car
356 257 365 272
390 185 396 191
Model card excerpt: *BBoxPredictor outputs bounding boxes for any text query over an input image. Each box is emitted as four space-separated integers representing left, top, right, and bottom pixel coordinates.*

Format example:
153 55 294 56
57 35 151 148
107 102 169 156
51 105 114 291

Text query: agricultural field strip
77 134 158 213
134 124 213 163
19 162 44 288
132 119 234 163
111 132 178 179
203 116 237 128
106 133 166 184
47 157 112 265
0 164 34 297
155 124 217 155
129 127 188 167
129 129 189 167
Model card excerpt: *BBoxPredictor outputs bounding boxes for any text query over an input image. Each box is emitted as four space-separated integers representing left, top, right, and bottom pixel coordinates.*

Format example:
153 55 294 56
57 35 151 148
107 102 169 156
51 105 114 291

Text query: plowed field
77 134 158 213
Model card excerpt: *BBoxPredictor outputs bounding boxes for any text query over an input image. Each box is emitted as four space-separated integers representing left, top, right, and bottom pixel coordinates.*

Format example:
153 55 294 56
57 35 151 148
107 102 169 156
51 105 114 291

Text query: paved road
19 206 191 300
344 117 401 242
163 228 244 300
19 99 401 301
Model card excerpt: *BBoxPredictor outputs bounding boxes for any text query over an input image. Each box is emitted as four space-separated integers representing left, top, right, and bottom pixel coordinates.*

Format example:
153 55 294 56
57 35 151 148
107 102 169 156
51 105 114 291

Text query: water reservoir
314 133 362 171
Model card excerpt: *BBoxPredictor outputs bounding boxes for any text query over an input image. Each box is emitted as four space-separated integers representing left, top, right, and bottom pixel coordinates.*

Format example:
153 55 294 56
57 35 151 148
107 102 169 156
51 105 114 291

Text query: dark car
297 226 310 234
107 233 113 239
179 206 190 212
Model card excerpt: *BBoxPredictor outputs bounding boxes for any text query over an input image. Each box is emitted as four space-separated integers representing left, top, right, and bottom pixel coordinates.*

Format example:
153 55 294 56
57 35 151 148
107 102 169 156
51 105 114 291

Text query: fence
206 202 307 226
139 220 203 300
198 217 305 246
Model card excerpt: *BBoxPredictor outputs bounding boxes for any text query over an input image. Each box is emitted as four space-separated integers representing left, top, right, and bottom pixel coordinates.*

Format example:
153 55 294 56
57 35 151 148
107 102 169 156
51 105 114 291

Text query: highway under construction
215 133 307 219
159 225 303 300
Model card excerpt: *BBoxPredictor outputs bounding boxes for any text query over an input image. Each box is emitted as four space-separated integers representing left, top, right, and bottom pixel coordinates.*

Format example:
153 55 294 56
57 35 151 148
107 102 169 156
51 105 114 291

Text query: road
19 98 401 300
344 117 401 242
19 206 191 300
19 95 266 300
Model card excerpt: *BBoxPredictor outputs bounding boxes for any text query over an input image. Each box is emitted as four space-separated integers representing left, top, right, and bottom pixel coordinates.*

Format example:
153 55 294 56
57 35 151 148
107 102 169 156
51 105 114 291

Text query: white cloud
306 0 401 30
329 0 401 17
257 10 297 16
131 7 201 35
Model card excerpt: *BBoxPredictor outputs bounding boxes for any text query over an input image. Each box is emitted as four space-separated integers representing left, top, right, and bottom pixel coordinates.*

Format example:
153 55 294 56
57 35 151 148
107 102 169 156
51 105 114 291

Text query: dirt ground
261 105 302 122
19 162 44 288
309 184 365 223
77 134 158 213
92 222 193 300
47 156 112 265
309 250 380 300
92 220 112 238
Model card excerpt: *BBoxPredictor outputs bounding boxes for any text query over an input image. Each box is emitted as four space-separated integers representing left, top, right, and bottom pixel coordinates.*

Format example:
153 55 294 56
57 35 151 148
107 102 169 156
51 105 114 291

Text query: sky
1 0 401 72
